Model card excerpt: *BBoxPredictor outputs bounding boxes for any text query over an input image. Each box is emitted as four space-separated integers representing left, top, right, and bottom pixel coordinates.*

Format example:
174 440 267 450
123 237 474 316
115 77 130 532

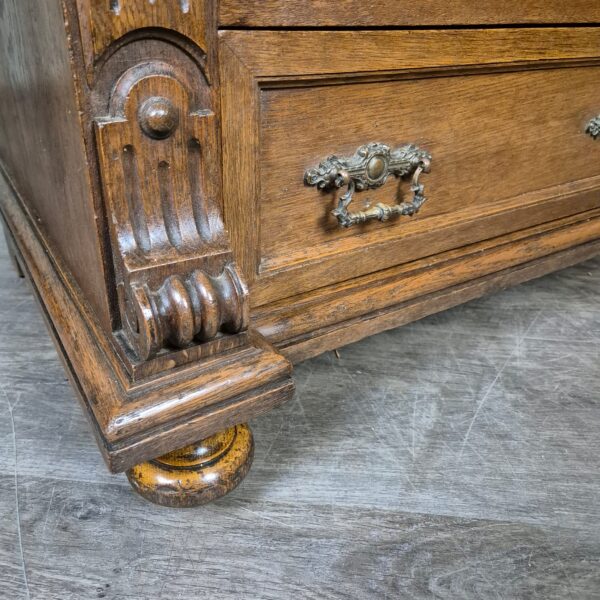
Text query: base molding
254 209 600 362
277 236 600 363
0 171 294 473
3 166 600 474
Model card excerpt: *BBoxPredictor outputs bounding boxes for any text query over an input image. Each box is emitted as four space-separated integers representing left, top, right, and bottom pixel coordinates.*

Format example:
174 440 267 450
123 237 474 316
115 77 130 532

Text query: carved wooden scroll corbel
95 60 247 361
91 2 249 362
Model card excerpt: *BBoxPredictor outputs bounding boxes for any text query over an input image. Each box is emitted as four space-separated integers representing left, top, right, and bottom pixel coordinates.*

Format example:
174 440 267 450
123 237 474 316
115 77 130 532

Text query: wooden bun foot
126 424 254 507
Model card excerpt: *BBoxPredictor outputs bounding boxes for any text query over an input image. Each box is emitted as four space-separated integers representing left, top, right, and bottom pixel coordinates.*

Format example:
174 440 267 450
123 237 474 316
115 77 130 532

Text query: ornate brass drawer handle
305 142 432 228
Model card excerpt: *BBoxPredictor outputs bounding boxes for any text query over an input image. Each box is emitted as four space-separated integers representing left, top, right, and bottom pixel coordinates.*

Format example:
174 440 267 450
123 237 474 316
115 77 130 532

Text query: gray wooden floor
1 229 600 600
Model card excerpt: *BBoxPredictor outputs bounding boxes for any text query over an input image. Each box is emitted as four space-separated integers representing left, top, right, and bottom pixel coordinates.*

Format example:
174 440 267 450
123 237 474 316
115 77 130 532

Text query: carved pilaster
88 2 248 362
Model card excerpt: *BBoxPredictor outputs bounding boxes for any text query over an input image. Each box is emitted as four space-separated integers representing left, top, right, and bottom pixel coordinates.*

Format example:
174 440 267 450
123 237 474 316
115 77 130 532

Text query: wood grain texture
253 181 600 306
0 0 112 329
258 69 600 270
76 0 210 74
220 28 600 305
219 28 600 77
2 226 600 598
254 209 600 349
126 424 254 507
219 0 600 27
75 0 260 372
6 0 600 516
0 171 294 472
94 58 250 362
219 38 261 284
279 239 600 363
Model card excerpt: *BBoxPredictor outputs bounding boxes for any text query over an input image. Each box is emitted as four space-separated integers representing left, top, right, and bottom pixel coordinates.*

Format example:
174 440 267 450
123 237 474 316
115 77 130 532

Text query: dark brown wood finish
264 210 600 361
2 1 600 507
0 0 113 329
83 0 255 371
76 0 211 77
0 0 297 483
0 170 293 472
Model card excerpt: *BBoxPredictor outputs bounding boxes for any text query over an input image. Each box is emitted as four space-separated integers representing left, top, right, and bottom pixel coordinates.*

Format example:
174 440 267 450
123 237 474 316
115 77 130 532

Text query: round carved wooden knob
138 96 179 139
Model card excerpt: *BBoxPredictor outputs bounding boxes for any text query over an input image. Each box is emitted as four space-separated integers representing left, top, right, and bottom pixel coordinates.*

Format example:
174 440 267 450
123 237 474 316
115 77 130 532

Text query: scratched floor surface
1 228 600 600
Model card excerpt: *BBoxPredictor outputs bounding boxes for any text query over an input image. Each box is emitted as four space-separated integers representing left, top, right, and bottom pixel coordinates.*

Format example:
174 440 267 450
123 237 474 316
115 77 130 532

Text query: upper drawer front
220 1 600 27
220 29 600 306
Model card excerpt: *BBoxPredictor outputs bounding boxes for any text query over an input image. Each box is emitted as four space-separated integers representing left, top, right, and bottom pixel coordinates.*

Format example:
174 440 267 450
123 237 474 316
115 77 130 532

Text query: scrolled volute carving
123 263 249 361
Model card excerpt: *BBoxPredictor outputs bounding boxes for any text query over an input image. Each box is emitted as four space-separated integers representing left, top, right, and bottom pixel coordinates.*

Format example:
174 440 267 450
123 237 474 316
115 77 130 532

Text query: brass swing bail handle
304 142 432 228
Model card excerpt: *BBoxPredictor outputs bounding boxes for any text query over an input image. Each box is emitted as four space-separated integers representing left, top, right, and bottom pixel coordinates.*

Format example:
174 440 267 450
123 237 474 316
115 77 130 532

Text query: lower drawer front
220 28 600 306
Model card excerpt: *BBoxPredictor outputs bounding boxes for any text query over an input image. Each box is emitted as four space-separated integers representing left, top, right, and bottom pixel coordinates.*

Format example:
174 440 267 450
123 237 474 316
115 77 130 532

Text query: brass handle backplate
304 142 432 228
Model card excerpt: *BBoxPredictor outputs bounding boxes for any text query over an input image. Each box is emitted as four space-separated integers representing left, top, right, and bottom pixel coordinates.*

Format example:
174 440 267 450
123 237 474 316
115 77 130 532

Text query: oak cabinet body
1 0 599 503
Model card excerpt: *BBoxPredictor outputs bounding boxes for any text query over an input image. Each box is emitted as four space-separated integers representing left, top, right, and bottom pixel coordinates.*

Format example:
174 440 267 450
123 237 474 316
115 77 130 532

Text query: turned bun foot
126 424 254 507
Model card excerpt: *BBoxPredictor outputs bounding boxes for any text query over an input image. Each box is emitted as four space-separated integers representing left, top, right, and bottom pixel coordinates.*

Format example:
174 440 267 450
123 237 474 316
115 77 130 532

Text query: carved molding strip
95 60 247 361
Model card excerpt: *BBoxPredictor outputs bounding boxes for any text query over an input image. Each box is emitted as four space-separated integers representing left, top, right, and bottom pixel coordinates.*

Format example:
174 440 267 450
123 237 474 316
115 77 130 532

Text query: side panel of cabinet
0 0 112 328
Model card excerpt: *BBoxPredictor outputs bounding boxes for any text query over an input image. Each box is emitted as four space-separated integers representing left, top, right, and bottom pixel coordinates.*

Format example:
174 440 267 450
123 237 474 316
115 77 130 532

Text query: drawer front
220 28 600 306
220 1 600 28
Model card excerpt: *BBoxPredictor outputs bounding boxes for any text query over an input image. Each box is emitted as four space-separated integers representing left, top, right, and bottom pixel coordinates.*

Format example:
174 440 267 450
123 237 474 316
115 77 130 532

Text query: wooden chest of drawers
2 0 600 507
